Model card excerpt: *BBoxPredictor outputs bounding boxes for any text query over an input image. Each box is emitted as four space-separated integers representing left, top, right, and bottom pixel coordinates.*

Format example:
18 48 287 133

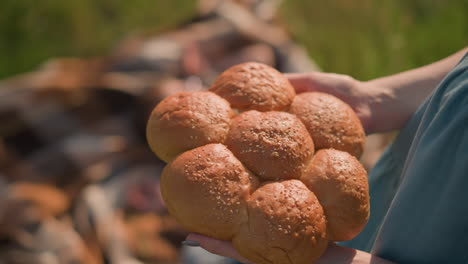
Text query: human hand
184 233 252 264
285 52 466 134
183 234 350 264
184 233 394 264
184 234 342 264
285 72 378 134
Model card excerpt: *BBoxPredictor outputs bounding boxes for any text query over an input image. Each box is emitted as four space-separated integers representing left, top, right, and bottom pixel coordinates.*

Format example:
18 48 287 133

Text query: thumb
285 72 359 96
284 72 323 93
185 233 252 264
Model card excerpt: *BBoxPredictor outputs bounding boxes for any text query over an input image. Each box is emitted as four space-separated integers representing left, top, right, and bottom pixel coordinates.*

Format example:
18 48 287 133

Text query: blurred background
1 0 466 80
0 0 466 263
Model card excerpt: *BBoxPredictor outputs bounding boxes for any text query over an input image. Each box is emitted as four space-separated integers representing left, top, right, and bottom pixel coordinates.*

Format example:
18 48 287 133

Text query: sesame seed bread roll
147 62 372 263
210 62 296 111
301 149 369 241
233 180 328 264
160 144 259 240
225 110 314 181
146 91 234 163
289 92 365 158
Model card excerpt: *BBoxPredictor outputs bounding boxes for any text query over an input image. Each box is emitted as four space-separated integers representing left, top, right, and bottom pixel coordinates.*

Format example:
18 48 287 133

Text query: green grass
0 0 195 78
280 0 468 80
0 0 467 81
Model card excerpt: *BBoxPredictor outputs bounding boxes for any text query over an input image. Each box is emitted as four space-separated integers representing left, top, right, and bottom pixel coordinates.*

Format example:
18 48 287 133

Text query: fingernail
182 240 201 247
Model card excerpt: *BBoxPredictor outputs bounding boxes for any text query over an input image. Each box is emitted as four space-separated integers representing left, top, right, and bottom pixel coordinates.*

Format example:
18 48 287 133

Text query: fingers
284 73 316 93
185 233 252 264
285 72 358 95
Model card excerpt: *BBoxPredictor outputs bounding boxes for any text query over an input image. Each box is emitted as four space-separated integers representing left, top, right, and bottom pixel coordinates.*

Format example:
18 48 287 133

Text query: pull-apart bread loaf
147 62 369 264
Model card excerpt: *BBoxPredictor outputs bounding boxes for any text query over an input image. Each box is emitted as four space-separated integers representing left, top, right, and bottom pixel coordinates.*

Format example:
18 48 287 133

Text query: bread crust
301 149 369 241
226 110 314 181
149 63 370 264
233 180 328 264
210 62 296 111
160 144 259 240
146 91 233 162
289 92 365 158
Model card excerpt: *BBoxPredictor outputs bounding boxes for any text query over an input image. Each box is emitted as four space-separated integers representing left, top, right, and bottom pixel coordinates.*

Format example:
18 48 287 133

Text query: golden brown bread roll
209 62 296 111
146 91 234 162
147 62 370 264
232 180 328 264
289 92 365 158
225 110 314 181
160 143 259 240
301 149 369 241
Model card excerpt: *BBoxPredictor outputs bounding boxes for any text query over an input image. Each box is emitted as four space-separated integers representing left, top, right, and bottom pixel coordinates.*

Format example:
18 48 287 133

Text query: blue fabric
340 52 468 263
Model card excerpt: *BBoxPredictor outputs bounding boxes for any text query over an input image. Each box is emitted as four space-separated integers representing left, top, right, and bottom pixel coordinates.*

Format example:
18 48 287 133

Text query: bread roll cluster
147 62 368 264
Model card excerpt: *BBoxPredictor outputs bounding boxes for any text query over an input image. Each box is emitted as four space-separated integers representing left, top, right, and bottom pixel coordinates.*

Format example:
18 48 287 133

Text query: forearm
364 47 467 133
315 243 395 264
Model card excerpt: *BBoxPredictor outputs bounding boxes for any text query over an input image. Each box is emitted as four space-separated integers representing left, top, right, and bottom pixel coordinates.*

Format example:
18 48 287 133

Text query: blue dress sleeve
341 52 468 263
